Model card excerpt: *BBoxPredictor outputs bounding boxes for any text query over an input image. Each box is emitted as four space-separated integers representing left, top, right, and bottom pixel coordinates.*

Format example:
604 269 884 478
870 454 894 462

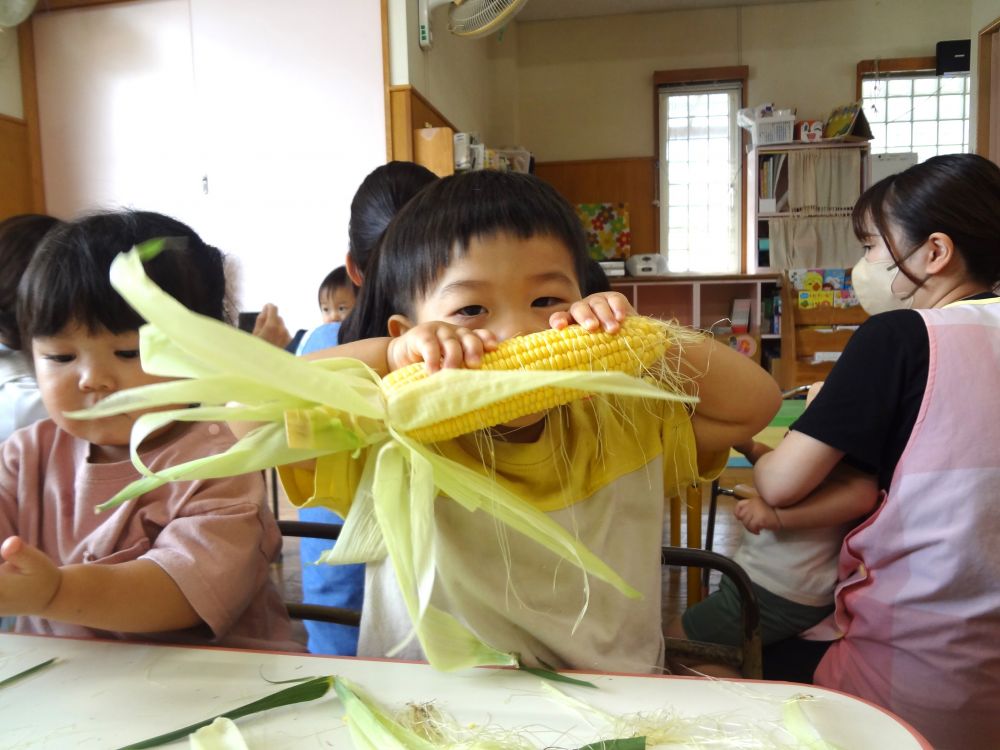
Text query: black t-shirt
791 293 998 490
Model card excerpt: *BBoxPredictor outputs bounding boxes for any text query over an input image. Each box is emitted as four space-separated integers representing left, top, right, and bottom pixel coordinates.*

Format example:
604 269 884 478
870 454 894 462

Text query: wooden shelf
777 275 868 390
611 273 781 340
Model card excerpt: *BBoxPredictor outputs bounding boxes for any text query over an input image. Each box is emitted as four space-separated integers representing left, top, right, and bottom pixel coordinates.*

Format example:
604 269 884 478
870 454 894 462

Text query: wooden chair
277 519 361 626
662 546 762 679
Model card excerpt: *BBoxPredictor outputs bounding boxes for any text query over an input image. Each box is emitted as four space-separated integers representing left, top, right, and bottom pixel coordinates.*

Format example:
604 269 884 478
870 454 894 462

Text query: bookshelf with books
773 269 869 390
746 141 870 273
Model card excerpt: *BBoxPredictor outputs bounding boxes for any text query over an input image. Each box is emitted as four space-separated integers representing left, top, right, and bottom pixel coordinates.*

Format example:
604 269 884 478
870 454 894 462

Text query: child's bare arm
733 439 772 465
0 536 201 632
681 338 781 469
737 463 878 533
753 429 845 507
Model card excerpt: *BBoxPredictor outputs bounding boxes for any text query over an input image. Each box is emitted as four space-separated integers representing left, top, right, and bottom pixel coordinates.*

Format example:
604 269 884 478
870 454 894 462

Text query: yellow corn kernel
383 316 669 442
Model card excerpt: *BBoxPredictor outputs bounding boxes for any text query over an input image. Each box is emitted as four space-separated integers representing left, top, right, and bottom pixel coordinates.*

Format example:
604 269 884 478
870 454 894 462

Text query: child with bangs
282 170 781 674
0 210 301 652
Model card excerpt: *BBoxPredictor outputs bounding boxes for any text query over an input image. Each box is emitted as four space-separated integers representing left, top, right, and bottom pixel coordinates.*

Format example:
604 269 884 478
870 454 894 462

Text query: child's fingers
549 311 573 330
604 292 634 320
0 536 42 574
436 329 465 371
565 298 614 333
453 328 497 368
585 296 621 332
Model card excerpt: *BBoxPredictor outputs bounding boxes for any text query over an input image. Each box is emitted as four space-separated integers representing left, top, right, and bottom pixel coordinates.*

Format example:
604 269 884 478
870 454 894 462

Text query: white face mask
851 257 914 314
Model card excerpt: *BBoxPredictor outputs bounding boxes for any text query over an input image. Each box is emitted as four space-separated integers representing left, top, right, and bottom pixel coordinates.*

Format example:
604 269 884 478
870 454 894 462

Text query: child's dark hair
0 214 61 349
852 153 1000 287
18 210 229 342
318 266 358 304
583 258 612 294
349 170 589 340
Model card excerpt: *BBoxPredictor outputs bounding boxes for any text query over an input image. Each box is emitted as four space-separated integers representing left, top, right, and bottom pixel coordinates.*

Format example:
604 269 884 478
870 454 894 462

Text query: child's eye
337 305 351 313
42 353 75 364
532 297 565 308
454 305 487 317
116 349 141 360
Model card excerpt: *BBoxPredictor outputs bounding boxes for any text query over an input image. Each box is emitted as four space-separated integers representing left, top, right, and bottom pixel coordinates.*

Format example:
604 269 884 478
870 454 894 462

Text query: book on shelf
758 152 788 213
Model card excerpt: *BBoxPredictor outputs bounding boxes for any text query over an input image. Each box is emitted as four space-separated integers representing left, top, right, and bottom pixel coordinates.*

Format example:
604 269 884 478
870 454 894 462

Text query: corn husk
188 718 248 750
75 242 697 673
0 657 56 689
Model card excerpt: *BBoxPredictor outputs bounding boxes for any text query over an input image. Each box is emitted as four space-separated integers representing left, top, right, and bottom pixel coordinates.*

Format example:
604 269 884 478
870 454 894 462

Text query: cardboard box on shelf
414 127 455 177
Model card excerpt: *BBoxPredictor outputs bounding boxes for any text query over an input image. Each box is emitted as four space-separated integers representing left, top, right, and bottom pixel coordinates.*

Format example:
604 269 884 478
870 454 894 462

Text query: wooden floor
270 466 751 645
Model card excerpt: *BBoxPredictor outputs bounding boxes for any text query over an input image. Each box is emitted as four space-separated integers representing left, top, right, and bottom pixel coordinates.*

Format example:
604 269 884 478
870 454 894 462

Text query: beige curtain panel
768 216 860 269
788 148 861 213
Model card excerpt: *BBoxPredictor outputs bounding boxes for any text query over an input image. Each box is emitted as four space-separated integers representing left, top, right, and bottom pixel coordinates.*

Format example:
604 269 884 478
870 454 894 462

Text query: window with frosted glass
862 74 970 162
658 84 742 273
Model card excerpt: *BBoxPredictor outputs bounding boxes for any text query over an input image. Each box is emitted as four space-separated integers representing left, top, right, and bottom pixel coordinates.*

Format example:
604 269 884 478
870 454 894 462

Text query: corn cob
383 315 669 443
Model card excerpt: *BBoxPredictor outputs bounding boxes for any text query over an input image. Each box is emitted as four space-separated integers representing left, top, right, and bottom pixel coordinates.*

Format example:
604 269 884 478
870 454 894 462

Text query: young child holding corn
0 211 302 652
283 170 781 674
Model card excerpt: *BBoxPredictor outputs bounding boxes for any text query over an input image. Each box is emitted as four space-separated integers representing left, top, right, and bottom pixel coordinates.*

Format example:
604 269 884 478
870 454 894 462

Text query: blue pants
298 505 365 655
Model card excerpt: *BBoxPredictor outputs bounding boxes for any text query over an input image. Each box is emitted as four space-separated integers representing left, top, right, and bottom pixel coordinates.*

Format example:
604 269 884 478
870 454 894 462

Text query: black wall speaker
936 39 971 77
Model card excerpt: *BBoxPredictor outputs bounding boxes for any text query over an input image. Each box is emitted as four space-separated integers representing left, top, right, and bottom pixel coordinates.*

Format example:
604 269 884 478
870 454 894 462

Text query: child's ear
387 314 415 338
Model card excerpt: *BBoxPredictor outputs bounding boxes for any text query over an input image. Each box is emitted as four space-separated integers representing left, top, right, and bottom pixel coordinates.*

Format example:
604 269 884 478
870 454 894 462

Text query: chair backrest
662 546 762 679
277 519 361 626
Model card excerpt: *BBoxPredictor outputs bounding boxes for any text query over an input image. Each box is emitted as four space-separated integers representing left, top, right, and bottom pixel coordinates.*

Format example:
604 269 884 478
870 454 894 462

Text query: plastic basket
751 116 795 146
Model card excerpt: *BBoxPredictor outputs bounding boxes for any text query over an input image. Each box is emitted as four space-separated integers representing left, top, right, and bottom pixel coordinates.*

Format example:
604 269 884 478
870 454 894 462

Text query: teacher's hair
852 153 1000 287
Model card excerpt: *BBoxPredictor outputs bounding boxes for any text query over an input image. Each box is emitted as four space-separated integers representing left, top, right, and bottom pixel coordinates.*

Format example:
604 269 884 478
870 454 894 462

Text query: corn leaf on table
0 632 930 749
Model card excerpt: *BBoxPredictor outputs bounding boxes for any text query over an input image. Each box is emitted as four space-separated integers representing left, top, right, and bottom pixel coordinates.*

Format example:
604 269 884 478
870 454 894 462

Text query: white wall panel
33 0 386 328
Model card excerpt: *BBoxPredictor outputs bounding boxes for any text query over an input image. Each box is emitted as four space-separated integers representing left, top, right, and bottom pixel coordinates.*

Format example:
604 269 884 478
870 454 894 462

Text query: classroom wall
516 0 974 161
391 0 519 147
0 30 22 118
32 0 386 328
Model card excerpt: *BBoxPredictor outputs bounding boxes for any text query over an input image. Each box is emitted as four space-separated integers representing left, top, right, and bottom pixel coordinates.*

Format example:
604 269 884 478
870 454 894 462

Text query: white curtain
768 216 859 269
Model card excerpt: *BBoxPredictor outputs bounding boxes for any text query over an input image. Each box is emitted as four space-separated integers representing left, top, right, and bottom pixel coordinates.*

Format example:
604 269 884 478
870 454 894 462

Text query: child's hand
806 381 825 406
733 495 782 534
252 303 292 349
550 292 635 333
387 322 498 373
0 536 62 616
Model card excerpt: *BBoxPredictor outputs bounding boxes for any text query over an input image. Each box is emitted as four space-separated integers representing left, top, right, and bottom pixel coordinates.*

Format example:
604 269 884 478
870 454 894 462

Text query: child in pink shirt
0 210 302 651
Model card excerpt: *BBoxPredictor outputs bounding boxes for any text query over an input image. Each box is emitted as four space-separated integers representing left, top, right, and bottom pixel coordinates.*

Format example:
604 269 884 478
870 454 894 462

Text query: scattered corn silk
76 242 701 674
188 718 248 750
540 682 844 749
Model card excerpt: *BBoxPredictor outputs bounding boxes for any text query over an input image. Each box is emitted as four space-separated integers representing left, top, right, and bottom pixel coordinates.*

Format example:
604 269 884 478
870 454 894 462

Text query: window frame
856 56 971 161
653 66 749 273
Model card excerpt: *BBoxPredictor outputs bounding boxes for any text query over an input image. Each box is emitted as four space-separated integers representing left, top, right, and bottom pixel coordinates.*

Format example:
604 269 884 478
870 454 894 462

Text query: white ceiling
516 0 818 22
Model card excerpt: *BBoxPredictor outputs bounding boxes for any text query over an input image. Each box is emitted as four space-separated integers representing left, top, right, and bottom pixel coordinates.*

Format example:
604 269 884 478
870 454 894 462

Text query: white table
0 633 929 749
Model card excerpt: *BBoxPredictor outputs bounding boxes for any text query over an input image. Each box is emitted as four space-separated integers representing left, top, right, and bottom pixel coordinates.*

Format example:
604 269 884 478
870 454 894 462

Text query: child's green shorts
680 576 833 647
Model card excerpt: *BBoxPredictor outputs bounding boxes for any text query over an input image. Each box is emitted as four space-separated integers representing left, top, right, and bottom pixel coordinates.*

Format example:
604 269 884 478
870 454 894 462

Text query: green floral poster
576 203 631 260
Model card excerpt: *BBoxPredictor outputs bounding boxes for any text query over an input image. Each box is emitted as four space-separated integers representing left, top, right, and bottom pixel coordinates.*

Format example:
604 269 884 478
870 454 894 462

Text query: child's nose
494 314 545 343
79 364 115 392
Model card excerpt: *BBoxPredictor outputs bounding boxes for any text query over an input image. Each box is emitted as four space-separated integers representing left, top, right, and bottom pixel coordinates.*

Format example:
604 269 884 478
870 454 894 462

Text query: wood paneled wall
534 157 657 255
388 84 457 162
0 115 33 218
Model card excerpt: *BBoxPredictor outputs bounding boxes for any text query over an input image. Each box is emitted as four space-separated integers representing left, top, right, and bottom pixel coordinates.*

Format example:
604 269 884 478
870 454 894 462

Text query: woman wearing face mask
750 153 1000 749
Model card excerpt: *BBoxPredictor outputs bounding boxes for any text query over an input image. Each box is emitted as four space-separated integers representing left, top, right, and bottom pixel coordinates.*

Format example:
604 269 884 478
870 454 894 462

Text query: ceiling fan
0 0 36 29
418 0 530 50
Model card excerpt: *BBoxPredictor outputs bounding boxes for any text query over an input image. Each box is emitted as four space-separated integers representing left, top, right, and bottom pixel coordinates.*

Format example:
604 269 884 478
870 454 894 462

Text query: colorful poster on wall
575 203 631 260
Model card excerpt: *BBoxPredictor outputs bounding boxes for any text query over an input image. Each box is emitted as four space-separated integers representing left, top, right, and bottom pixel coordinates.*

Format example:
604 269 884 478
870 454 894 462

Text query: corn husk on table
76 242 700 673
